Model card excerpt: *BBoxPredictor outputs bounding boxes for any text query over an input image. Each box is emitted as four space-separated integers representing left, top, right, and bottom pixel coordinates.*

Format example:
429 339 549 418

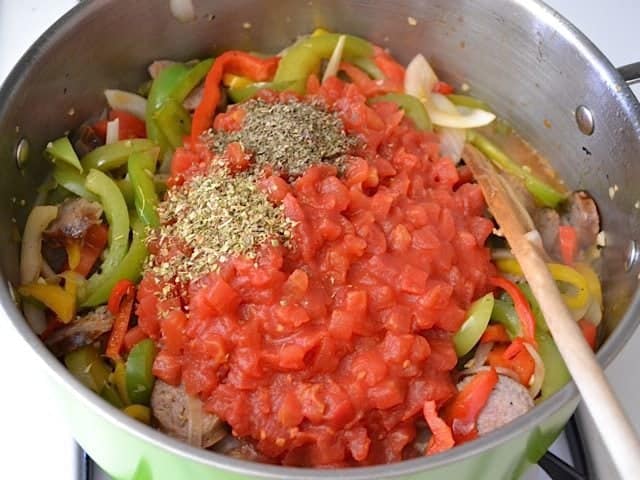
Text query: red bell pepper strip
442 368 498 443
503 336 525 360
480 324 510 344
579 318 597 350
108 279 136 315
191 51 279 138
558 225 578 266
105 281 136 361
124 325 148 352
423 400 455 455
489 343 535 386
490 276 537 346
434 81 455 95
74 223 109 277
94 110 147 141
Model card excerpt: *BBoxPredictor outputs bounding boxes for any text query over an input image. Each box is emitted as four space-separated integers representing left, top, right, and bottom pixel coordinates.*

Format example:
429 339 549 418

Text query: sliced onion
40 259 58 281
105 118 120 145
148 60 178 80
169 0 196 22
183 84 204 111
186 394 204 447
458 365 521 383
23 303 46 334
427 94 496 129
104 89 147 120
322 35 346 83
524 342 545 398
466 341 493 369
584 297 603 326
491 249 515 260
438 128 466 163
404 54 438 99
20 205 59 284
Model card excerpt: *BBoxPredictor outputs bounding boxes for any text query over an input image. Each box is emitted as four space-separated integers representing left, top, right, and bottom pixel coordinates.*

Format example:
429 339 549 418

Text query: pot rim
1 0 639 478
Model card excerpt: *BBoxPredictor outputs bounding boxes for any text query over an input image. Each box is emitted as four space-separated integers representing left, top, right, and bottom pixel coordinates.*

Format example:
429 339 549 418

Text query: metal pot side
1 0 639 479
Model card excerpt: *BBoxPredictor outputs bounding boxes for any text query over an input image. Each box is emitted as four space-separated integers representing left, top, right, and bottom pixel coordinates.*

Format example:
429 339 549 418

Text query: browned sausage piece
213 435 270 462
45 306 113 357
46 198 103 239
150 380 226 448
457 374 534 435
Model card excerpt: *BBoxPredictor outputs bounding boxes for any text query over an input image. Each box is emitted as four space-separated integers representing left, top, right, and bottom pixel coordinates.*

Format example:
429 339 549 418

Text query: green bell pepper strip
53 164 97 200
46 137 83 172
64 346 111 393
273 33 374 93
447 94 492 112
369 93 433 132
453 293 495 357
126 338 157 405
350 56 384 80
81 213 148 307
116 176 167 207
80 170 130 307
227 80 299 103
491 298 522 339
128 150 160 227
171 58 214 103
154 98 192 149
81 139 155 171
146 63 190 152
537 331 570 400
466 130 566 208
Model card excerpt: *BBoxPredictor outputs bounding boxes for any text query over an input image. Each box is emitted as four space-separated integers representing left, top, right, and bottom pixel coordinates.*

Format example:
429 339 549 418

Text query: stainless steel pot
1 1 639 479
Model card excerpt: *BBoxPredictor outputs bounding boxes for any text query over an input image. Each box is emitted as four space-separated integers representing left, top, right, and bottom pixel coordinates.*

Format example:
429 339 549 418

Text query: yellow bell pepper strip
80 169 130 307
496 258 590 311
101 382 125 408
66 241 81 270
453 293 495 356
447 94 492 112
227 80 298 104
46 137 82 173
81 213 148 307
192 52 280 138
18 283 75 323
123 404 151 424
369 93 433 132
64 345 111 393
128 149 160 227
81 139 155 171
126 338 157 405
52 164 97 201
466 130 566 208
273 33 374 94
223 73 252 89
111 360 131 405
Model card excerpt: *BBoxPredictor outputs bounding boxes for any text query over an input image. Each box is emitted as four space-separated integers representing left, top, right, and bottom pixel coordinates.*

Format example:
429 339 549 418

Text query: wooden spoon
463 144 640 479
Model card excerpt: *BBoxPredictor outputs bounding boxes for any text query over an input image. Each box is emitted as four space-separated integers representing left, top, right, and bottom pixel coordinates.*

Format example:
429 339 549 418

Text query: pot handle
618 62 640 85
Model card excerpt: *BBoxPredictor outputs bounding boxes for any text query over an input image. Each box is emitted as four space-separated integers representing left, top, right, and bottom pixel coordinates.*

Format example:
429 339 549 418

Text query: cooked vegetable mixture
19 29 603 467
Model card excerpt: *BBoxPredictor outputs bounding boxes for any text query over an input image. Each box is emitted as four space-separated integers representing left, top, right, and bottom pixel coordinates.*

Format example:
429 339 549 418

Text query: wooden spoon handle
464 145 640 479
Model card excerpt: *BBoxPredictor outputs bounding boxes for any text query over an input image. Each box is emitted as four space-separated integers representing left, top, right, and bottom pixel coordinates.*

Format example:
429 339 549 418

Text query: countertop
0 1 638 479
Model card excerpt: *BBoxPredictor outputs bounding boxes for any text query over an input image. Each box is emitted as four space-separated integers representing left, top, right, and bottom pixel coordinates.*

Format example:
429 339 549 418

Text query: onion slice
524 342 545 398
458 365 521 384
466 341 493 370
104 89 147 120
20 205 58 285
105 118 120 145
427 96 496 129
169 0 196 22
404 54 438 99
322 35 346 83
186 394 204 447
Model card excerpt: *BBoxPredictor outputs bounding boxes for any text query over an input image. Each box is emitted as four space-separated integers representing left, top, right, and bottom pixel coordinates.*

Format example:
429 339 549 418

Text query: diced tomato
94 110 146 141
152 350 182 386
74 223 108 277
434 81 455 94
423 400 455 455
123 326 148 352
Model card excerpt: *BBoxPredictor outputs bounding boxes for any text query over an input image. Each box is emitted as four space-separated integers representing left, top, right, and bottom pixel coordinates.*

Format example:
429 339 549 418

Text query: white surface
0 1 638 479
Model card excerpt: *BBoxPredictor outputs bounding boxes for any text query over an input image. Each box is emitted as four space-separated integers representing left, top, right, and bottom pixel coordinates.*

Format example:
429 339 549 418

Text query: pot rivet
625 240 639 272
575 105 594 136
15 138 29 169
